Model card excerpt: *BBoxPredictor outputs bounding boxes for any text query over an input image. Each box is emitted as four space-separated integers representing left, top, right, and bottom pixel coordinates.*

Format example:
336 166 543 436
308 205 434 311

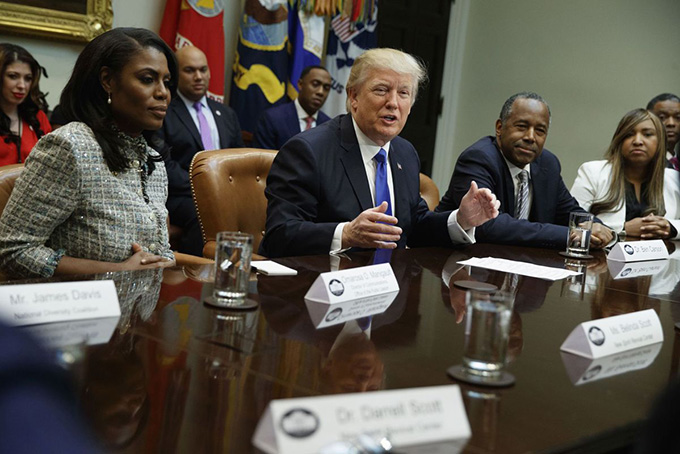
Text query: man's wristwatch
617 230 626 242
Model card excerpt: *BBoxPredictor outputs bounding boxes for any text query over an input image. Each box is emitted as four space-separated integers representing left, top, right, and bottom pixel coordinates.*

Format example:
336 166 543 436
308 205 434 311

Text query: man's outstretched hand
457 181 500 230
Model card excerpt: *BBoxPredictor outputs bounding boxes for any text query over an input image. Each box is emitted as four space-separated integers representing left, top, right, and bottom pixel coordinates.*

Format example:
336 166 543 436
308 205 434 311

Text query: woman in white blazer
571 108 680 239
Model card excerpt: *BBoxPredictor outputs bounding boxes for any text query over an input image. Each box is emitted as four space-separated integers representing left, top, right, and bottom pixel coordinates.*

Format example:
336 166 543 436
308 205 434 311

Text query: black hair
59 27 178 173
499 91 551 125
299 65 328 81
646 93 680 110
0 43 48 152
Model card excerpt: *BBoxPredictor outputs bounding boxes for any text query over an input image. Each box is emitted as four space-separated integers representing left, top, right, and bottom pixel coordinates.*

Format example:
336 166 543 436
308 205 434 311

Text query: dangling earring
107 92 111 105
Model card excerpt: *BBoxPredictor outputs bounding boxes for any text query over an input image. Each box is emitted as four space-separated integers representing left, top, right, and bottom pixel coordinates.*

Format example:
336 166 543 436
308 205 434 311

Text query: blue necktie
373 148 392 216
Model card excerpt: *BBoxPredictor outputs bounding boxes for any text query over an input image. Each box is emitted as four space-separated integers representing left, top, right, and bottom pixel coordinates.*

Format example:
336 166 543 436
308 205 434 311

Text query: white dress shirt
294 98 318 131
178 92 220 150
330 117 474 252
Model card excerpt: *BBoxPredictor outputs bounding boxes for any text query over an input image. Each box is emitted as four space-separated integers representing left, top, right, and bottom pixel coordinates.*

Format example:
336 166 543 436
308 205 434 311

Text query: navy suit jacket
260 114 454 258
253 102 331 150
157 97 244 197
436 136 589 249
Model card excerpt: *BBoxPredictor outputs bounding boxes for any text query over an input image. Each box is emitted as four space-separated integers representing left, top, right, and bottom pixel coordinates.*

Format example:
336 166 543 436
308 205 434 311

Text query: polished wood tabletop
16 243 680 453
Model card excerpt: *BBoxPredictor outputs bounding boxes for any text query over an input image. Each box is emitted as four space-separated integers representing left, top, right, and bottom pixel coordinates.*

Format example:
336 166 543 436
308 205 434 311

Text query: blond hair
345 48 426 112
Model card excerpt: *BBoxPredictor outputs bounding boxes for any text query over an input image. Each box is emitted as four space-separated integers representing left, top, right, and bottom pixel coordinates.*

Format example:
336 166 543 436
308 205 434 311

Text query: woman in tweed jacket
0 28 179 278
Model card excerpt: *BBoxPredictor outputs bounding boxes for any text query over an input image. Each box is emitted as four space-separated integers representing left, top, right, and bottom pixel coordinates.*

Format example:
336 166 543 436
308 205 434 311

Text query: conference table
12 243 680 453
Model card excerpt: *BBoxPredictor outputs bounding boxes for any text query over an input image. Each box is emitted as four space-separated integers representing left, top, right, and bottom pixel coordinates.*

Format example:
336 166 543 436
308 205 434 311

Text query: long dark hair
0 43 48 143
590 109 667 217
60 28 177 173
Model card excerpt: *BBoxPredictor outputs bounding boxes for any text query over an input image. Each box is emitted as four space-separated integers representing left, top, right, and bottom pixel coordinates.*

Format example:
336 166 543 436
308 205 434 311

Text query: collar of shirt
294 98 318 123
178 91 208 112
351 116 395 211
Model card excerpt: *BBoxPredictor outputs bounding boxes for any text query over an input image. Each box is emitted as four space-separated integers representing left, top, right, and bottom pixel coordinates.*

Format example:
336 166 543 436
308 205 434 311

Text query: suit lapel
174 100 203 149
338 116 373 211
529 160 547 222
207 99 228 148
284 102 301 137
388 143 409 222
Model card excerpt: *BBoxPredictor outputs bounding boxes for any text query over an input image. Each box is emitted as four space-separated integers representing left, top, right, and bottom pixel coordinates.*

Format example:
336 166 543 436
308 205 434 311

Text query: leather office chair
419 173 440 211
190 148 277 259
0 164 23 215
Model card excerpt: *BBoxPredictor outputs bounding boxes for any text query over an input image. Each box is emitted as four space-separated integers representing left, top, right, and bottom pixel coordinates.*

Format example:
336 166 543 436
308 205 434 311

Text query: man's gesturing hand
342 202 402 249
457 181 501 231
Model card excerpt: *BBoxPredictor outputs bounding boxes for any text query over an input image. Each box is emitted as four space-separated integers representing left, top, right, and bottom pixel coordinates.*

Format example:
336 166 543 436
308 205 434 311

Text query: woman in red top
0 43 51 166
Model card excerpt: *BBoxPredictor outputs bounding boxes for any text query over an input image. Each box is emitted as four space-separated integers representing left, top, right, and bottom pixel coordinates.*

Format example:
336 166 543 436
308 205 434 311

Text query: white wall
434 0 680 190
0 0 242 108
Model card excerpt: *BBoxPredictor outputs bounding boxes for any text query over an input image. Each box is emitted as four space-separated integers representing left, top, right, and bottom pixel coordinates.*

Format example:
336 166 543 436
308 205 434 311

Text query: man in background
157 46 244 256
253 65 332 149
436 91 613 249
647 93 680 170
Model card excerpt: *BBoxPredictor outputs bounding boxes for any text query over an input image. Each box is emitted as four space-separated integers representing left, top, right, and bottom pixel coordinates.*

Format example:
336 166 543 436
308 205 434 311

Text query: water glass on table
448 290 516 386
566 212 594 257
212 231 253 307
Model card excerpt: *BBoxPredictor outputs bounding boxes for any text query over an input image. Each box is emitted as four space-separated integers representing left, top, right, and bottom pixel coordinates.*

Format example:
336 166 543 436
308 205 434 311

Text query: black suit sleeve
221 106 245 148
260 136 339 257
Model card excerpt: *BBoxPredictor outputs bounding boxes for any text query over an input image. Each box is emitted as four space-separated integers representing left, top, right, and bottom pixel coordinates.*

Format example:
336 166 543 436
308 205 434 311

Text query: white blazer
571 160 680 238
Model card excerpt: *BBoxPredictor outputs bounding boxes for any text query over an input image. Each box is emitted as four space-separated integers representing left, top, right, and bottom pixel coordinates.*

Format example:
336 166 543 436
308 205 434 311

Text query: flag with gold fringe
159 0 226 102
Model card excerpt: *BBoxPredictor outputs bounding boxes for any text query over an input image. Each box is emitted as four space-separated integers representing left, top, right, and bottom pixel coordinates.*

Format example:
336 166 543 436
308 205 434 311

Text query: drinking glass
566 212 594 257
213 232 253 306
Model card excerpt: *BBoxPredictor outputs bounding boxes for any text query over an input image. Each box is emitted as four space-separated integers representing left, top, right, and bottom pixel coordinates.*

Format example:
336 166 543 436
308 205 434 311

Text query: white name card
0 280 120 327
252 385 470 454
304 263 399 305
607 258 669 280
608 240 669 262
561 342 662 385
560 309 663 359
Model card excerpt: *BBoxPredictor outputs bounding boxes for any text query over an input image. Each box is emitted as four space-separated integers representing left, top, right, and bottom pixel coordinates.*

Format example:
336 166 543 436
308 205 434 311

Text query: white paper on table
457 257 580 281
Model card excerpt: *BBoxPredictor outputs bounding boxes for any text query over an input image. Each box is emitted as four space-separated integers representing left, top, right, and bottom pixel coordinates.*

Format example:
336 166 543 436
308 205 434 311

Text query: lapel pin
215 110 221 116
397 163 402 170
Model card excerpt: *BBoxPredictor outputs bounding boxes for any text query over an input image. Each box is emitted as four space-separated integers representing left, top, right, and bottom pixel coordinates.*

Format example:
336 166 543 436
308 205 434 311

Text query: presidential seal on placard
624 244 634 255
280 408 320 438
328 279 345 296
588 326 606 346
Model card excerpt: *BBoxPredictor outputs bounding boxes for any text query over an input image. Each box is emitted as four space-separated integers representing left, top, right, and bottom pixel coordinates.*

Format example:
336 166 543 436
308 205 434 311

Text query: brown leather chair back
0 164 23 215
190 148 277 258
419 173 440 211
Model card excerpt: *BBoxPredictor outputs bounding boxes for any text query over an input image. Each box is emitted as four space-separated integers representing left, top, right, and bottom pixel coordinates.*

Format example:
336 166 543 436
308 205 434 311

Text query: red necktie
304 116 314 131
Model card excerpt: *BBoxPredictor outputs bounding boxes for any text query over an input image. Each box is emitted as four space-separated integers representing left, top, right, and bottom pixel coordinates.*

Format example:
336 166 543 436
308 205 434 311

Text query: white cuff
447 209 475 244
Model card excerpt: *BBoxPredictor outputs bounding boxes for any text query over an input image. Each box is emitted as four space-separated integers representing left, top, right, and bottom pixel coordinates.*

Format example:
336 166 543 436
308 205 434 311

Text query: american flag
331 15 361 43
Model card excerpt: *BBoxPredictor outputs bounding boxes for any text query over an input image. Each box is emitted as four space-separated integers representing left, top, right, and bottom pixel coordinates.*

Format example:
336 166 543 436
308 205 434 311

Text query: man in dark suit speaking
260 48 500 258
157 46 244 255
253 65 332 150
436 92 613 249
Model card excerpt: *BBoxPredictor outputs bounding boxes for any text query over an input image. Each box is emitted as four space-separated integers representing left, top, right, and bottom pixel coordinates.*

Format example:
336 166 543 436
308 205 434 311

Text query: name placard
304 263 399 305
0 280 120 327
561 342 662 385
560 309 663 359
608 240 668 262
252 385 470 454
607 259 669 280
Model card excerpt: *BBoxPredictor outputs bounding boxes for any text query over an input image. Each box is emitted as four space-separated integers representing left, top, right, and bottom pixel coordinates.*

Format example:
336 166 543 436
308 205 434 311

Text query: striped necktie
516 170 529 220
